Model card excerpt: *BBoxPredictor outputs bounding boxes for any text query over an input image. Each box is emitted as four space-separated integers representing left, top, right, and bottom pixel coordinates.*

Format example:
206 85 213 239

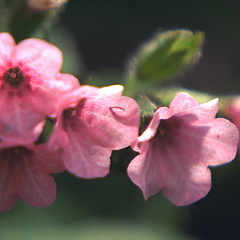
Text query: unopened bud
27 0 68 11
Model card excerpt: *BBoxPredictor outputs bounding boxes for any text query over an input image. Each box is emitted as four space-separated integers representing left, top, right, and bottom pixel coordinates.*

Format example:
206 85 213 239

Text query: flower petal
199 118 239 166
171 93 219 122
0 146 61 211
98 85 124 97
61 133 111 178
128 92 238 206
73 96 140 150
0 32 15 66
127 140 164 200
29 73 80 116
14 38 63 79
0 152 18 212
49 85 140 178
128 125 213 205
170 92 200 112
0 34 80 143
31 144 66 174
15 147 57 207
0 95 45 143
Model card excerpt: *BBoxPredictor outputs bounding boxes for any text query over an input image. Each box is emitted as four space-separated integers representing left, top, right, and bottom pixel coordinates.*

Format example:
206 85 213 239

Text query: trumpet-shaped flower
0 144 65 213
48 85 140 178
0 32 80 144
127 93 239 206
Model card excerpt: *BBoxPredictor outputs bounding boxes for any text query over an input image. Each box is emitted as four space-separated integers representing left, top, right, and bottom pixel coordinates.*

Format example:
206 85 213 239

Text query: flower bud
27 0 68 11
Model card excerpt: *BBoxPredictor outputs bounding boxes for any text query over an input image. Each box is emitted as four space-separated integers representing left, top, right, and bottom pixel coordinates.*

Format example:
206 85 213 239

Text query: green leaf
128 30 204 84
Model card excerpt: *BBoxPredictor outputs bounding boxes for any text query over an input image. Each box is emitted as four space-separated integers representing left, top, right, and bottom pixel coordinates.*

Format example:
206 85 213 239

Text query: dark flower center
3 67 24 86
62 99 87 131
158 116 183 140
63 108 78 118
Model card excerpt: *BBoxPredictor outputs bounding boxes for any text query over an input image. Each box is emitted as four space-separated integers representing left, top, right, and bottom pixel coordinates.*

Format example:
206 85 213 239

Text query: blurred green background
1 1 240 239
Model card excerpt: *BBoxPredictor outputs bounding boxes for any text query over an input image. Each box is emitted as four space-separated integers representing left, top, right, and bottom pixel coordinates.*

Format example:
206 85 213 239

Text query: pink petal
48 110 112 178
17 151 57 208
48 117 111 178
55 85 100 114
28 73 80 116
0 95 45 143
171 93 219 122
199 118 239 166
0 33 15 66
170 92 201 113
0 36 80 144
128 124 213 205
0 152 18 212
128 93 239 206
31 144 66 174
14 38 63 79
74 85 100 97
60 132 111 178
0 146 61 211
72 96 139 150
49 85 140 178
127 140 164 200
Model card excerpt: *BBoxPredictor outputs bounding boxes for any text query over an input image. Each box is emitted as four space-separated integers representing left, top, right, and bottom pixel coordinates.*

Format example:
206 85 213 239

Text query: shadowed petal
0 145 63 212
128 92 239 206
18 152 57 207
31 144 65 174
0 153 18 212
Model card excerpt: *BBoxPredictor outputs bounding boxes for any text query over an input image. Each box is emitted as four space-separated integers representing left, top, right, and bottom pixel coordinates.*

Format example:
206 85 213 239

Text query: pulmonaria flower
226 96 240 147
0 143 65 213
48 85 140 178
0 32 80 144
127 92 239 206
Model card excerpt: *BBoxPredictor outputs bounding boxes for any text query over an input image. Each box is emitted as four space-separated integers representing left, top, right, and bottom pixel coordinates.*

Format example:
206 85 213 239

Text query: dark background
61 0 240 94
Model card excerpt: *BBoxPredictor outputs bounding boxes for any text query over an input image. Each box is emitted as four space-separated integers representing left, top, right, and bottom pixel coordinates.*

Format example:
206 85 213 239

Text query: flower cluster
0 32 238 212
0 32 140 212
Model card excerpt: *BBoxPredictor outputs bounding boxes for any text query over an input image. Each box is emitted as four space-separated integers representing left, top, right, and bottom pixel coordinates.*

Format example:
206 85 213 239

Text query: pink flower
0 32 80 144
226 97 240 147
48 85 140 178
127 93 239 206
0 144 65 213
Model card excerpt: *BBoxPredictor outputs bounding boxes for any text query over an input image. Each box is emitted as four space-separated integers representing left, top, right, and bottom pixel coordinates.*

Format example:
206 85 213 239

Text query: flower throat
3 67 24 86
